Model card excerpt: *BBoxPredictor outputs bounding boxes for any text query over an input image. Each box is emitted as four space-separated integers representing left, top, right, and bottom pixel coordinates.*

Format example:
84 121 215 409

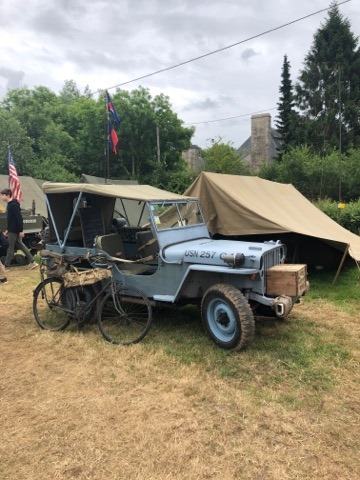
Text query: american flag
8 149 22 202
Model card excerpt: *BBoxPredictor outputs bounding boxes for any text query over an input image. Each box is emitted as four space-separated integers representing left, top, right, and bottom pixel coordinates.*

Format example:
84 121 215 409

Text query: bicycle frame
34 252 153 345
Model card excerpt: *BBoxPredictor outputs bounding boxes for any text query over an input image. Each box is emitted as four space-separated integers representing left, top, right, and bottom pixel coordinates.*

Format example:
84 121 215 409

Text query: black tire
97 286 152 345
33 277 72 331
201 284 255 351
14 252 26 265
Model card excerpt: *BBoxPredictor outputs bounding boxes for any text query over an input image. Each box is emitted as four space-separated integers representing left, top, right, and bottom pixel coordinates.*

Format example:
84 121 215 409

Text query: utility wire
183 108 278 126
101 0 351 94
184 58 348 127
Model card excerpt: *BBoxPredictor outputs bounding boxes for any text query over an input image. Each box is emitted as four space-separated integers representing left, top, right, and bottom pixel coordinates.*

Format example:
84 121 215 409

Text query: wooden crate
266 264 307 296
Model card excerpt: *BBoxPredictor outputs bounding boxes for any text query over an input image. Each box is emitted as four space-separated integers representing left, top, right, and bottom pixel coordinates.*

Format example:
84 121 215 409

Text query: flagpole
105 90 120 184
105 92 109 185
7 144 11 189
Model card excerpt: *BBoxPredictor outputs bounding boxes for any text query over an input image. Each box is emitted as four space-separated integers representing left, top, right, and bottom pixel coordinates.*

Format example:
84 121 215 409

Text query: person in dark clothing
0 259 7 283
0 230 9 255
0 188 37 269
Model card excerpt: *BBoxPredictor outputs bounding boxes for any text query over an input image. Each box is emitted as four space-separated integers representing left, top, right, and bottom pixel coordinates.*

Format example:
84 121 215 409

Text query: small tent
184 172 360 268
0 174 136 219
0 175 47 217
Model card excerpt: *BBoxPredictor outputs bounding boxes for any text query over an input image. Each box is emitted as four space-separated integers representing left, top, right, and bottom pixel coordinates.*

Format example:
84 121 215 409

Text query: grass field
0 265 359 479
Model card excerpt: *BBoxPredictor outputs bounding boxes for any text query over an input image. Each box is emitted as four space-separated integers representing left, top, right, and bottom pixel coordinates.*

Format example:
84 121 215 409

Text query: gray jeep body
42 182 308 350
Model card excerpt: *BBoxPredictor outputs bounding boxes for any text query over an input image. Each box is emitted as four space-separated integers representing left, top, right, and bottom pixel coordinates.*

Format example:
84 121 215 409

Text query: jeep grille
261 245 284 273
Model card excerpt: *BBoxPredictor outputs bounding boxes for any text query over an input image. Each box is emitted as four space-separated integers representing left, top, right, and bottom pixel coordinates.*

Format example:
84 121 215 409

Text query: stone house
238 113 282 170
182 145 204 170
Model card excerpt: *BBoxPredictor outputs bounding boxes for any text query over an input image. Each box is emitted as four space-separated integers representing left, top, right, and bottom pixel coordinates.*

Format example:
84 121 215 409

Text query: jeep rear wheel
201 284 255 351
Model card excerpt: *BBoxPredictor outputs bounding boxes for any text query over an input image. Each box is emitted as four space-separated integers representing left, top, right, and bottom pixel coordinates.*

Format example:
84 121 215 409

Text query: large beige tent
185 172 360 267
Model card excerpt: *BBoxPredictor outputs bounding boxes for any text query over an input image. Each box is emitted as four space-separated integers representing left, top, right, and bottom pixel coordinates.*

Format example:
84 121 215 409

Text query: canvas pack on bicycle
62 266 112 288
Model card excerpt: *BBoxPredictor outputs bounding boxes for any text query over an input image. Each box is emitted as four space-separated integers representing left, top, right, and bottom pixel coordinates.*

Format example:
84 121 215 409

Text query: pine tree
275 55 297 155
295 2 360 153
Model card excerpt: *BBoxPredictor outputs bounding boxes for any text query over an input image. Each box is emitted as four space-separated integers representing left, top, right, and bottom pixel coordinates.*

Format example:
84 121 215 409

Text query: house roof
238 128 282 159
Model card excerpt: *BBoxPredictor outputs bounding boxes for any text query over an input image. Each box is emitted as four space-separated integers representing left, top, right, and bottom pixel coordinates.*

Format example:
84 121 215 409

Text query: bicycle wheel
33 277 72 331
97 286 152 345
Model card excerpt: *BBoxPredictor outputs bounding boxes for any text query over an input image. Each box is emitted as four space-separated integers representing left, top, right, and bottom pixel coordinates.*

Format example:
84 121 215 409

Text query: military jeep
42 182 308 350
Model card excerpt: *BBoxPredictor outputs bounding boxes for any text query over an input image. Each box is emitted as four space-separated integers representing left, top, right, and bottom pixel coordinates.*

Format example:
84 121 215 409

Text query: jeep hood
162 238 284 270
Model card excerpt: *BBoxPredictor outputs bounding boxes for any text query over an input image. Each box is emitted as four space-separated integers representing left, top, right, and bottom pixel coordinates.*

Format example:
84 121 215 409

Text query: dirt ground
0 268 359 480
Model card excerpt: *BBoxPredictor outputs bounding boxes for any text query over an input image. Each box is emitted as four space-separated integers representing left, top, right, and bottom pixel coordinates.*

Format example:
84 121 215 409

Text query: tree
258 145 360 202
31 154 78 182
339 148 360 202
1 86 61 157
295 3 360 153
112 87 194 184
0 83 196 187
59 80 81 102
1 86 86 180
60 95 104 176
165 160 199 194
203 140 250 175
275 55 299 155
0 109 35 175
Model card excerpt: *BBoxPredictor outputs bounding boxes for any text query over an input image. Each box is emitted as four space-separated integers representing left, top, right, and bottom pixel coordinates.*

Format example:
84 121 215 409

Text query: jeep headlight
221 253 245 268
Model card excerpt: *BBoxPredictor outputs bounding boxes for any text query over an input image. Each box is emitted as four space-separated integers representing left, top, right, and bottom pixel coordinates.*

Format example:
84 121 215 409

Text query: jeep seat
96 233 156 275
95 233 124 258
136 230 159 260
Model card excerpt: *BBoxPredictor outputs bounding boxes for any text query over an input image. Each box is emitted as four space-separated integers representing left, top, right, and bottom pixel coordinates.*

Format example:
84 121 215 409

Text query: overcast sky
0 0 359 149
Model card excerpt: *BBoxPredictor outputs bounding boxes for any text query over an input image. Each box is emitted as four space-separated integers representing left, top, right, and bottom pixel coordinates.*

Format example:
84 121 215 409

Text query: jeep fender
171 264 258 303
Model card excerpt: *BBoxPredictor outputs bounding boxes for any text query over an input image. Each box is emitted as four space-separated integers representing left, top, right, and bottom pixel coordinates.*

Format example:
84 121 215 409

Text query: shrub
315 198 360 234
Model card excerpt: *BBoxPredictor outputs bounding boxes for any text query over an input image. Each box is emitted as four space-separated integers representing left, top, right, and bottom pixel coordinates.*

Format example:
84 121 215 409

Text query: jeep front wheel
201 284 255 351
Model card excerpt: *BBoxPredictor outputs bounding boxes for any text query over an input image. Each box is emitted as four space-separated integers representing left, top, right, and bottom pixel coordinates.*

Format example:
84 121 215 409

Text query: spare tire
14 251 26 265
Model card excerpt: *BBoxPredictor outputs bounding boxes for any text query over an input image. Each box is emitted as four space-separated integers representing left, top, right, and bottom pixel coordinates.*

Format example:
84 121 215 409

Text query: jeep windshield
149 201 205 230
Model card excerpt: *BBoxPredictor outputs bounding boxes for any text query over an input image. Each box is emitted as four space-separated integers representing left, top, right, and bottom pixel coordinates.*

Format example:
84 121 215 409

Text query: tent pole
332 244 349 286
292 240 298 263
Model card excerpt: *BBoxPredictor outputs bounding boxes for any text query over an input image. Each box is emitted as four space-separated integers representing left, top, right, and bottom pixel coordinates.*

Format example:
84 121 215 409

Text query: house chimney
251 113 271 169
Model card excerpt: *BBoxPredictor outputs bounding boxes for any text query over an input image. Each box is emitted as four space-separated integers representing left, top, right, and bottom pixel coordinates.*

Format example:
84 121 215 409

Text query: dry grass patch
0 267 359 479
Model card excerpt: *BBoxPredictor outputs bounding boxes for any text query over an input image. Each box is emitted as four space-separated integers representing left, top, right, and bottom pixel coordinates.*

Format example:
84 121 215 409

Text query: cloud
30 8 79 38
0 67 25 90
241 48 259 61
0 0 359 148
183 97 220 112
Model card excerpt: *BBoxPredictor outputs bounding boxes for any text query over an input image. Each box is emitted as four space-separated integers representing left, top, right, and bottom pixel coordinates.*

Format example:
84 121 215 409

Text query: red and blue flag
108 122 119 154
106 90 120 127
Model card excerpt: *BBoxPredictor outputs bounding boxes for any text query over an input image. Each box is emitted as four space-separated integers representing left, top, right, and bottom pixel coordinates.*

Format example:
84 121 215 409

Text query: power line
183 108 278 126
100 0 351 94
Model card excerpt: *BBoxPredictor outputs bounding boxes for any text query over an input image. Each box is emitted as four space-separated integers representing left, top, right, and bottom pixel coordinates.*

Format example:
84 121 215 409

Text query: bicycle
32 252 153 345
